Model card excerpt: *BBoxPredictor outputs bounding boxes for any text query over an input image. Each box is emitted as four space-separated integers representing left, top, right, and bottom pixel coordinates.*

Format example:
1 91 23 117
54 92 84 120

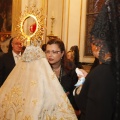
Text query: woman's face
91 43 100 58
67 51 74 62
45 44 64 65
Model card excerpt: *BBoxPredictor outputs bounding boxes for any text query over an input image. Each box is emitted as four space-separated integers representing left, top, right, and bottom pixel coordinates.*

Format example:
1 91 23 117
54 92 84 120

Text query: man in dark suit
0 37 23 87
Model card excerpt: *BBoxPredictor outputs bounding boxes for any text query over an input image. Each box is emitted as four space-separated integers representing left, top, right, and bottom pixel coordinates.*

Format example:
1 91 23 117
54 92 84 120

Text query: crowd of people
0 0 120 119
0 37 78 119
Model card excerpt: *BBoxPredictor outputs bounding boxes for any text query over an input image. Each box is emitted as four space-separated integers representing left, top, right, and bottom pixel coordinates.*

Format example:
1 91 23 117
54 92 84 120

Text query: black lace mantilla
90 0 120 119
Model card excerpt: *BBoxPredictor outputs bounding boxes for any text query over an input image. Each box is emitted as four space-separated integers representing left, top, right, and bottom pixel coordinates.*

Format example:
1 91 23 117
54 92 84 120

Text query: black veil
90 0 120 119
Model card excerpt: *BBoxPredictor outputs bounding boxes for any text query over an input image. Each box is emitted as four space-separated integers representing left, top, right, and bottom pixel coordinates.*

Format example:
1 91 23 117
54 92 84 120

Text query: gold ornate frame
16 5 45 46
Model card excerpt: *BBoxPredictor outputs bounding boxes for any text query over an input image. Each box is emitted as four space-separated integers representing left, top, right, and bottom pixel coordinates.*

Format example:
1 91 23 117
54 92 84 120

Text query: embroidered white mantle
0 46 77 120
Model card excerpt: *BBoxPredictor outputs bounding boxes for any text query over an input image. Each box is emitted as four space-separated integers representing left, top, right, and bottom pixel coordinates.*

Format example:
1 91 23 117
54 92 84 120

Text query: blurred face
45 44 64 66
67 52 74 62
12 37 23 54
91 43 100 58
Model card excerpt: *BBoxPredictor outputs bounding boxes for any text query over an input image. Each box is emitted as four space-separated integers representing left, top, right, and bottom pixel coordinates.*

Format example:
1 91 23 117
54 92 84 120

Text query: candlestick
50 17 55 36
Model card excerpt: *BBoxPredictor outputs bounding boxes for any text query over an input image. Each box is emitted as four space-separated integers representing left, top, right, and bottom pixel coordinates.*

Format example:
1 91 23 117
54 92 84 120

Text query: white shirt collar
12 51 21 57
12 51 21 64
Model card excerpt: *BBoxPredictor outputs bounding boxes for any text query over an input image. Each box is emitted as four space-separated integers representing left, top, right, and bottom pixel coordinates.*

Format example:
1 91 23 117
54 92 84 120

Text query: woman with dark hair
41 43 46 52
69 45 83 69
74 0 120 120
45 38 80 117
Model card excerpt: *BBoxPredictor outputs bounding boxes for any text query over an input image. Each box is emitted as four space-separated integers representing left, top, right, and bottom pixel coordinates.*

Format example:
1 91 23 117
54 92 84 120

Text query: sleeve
74 76 89 111
68 68 80 110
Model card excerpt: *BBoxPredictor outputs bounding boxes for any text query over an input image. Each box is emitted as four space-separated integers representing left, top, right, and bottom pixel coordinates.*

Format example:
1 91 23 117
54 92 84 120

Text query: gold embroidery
46 115 57 120
38 74 77 120
31 80 37 86
32 99 38 106
0 85 33 120
23 116 33 120
38 94 76 120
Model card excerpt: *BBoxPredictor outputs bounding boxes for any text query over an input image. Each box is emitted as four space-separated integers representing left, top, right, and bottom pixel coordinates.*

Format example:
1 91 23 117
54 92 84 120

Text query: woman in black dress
74 0 120 120
45 38 80 117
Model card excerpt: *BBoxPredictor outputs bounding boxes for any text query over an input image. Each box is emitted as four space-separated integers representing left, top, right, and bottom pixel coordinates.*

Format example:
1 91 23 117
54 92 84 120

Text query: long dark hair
41 44 46 52
46 38 75 72
70 45 79 65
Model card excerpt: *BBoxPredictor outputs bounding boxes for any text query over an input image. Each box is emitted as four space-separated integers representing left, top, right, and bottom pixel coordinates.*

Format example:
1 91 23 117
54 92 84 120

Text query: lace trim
22 46 46 62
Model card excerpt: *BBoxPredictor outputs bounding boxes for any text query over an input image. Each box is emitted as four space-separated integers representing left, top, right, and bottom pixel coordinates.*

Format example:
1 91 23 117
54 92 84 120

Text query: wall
46 0 63 40
47 0 94 63
12 0 94 63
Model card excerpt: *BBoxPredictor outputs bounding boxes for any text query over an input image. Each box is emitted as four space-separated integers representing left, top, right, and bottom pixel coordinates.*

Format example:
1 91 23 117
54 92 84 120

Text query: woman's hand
77 68 88 79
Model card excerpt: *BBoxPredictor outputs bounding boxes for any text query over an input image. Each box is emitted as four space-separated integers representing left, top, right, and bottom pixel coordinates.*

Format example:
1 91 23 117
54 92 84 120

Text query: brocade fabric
0 46 77 120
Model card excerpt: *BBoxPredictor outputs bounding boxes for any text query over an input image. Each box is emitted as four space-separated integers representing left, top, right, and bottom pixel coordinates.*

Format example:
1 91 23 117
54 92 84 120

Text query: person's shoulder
96 63 110 69
90 64 112 75
1 52 13 59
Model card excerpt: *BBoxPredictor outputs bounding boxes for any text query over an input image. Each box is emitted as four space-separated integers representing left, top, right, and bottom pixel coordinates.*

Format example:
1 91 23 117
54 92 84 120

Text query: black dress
59 66 79 110
74 64 116 120
90 57 99 71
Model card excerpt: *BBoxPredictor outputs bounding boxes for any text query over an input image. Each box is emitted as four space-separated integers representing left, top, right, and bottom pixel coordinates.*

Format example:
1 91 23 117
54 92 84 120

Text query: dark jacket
60 67 79 110
0 52 15 87
74 64 116 120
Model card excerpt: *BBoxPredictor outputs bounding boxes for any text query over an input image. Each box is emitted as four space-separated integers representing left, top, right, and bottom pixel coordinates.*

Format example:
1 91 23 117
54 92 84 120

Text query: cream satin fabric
0 46 77 120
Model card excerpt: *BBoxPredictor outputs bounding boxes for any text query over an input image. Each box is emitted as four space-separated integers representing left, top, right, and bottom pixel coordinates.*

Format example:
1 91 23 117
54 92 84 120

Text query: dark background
0 0 12 32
